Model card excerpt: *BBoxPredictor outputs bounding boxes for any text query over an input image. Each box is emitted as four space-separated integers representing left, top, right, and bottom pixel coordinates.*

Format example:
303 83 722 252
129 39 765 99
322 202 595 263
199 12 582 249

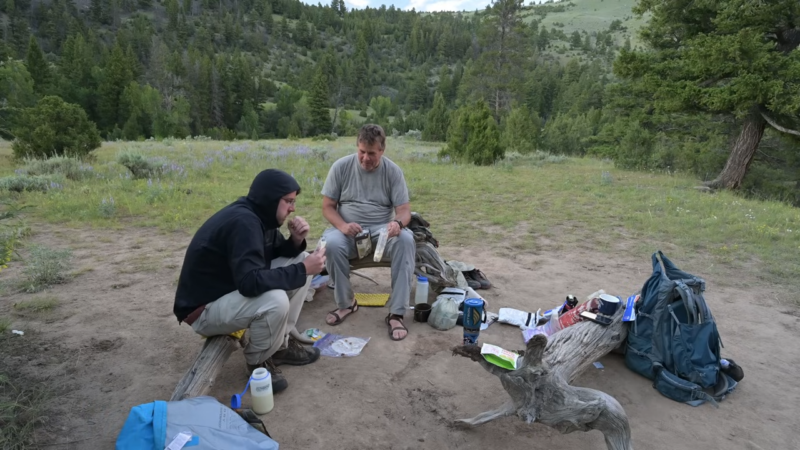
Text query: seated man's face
357 141 384 172
276 192 297 225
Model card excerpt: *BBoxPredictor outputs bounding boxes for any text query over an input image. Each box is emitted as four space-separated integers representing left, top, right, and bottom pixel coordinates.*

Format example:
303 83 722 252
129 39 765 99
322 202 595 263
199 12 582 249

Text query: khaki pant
191 252 311 365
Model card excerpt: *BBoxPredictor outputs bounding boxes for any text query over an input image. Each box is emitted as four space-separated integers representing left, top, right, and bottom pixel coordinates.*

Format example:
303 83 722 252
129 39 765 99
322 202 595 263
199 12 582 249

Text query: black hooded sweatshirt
173 169 308 323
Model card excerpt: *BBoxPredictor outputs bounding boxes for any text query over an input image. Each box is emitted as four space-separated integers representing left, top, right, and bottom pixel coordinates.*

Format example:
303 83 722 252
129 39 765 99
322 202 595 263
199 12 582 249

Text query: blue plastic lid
464 298 483 307
417 276 428 283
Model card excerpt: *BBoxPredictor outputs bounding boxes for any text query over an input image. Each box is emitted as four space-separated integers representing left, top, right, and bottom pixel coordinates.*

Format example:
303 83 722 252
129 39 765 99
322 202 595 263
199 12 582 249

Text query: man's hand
386 220 401 238
338 222 363 237
303 247 326 275
288 216 309 245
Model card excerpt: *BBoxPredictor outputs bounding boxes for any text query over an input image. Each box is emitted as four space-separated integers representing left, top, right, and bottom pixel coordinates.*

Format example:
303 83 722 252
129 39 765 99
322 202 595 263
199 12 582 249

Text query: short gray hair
357 124 386 150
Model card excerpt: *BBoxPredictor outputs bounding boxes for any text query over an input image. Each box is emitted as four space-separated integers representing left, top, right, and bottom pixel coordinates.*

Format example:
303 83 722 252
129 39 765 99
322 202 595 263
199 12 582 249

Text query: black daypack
625 251 738 407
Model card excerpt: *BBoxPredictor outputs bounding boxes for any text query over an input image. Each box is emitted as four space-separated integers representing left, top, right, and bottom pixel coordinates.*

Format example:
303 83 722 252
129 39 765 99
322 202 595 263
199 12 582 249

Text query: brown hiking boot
463 271 482 290
246 358 288 393
271 337 321 367
466 269 492 289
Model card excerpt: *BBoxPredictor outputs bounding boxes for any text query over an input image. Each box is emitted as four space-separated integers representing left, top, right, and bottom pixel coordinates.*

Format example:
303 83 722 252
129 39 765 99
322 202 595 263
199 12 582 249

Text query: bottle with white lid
250 367 274 414
414 275 429 305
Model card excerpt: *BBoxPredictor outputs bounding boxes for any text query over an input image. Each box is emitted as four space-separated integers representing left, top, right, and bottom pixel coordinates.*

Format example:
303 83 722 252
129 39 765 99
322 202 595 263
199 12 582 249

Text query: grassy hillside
528 0 647 48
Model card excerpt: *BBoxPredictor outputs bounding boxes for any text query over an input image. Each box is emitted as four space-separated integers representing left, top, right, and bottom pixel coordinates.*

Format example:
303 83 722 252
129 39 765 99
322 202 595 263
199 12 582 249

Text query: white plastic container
250 367 274 414
373 227 388 262
414 275 429 305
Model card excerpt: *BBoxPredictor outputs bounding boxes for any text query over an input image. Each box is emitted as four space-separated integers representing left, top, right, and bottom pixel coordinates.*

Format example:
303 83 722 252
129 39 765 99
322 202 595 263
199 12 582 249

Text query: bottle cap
418 276 428 283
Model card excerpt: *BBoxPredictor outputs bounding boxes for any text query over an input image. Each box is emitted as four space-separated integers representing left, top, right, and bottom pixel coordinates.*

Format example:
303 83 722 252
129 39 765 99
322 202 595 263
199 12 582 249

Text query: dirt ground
1 225 799 450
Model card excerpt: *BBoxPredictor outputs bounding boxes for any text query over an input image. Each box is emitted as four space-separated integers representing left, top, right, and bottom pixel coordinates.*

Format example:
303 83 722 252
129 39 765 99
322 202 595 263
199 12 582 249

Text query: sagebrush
20 245 73 293
20 156 93 181
117 150 161 179
0 175 56 193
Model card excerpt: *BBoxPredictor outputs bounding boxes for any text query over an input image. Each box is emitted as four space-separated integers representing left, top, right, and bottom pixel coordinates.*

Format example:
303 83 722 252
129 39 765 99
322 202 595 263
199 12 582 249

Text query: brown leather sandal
385 313 408 341
326 299 358 326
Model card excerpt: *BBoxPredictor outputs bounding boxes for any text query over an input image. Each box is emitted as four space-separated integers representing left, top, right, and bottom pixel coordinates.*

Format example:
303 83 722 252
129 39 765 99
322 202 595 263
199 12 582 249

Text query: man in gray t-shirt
320 124 414 341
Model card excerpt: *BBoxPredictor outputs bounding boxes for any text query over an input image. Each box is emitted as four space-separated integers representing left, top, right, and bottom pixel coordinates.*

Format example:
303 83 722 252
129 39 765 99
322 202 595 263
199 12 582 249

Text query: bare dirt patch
1 225 798 450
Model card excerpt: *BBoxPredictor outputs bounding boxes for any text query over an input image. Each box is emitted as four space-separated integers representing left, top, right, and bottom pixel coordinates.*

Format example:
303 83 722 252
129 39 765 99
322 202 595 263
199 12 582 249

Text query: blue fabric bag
116 396 278 450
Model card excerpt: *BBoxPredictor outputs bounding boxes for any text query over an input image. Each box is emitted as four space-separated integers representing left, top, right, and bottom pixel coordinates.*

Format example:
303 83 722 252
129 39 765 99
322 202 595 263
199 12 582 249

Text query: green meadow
1 137 798 297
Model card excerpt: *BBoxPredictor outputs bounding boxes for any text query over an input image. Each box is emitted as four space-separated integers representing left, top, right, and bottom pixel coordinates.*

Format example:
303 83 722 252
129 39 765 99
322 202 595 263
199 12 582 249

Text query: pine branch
760 110 800 137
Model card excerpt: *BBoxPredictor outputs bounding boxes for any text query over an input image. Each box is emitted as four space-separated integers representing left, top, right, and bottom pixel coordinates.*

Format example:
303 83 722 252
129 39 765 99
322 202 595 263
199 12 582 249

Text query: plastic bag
374 228 388 262
313 333 370 357
429 296 459 330
355 230 372 259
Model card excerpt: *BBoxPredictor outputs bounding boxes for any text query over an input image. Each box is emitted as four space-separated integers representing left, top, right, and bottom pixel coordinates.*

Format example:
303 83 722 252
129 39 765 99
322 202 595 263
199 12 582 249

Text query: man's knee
253 290 290 319
395 229 415 251
324 229 349 255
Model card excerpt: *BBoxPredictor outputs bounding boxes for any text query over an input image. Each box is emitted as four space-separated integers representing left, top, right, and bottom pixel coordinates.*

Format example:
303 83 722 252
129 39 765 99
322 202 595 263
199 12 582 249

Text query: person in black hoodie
174 169 327 393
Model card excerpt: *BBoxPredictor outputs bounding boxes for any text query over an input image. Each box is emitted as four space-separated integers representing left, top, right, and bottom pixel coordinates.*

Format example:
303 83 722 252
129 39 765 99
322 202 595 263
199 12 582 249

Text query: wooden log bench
170 334 244 401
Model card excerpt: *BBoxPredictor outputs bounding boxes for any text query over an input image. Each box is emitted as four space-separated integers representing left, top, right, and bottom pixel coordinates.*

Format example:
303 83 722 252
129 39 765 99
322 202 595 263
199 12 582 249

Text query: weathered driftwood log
170 335 241 401
452 307 632 450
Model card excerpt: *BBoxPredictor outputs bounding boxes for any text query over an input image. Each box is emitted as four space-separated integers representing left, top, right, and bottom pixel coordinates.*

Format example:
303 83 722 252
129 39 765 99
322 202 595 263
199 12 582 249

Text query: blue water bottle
462 298 484 345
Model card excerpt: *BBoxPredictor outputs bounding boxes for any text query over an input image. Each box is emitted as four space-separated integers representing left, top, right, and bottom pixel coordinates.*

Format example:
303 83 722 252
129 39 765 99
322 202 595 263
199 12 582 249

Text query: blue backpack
625 251 737 407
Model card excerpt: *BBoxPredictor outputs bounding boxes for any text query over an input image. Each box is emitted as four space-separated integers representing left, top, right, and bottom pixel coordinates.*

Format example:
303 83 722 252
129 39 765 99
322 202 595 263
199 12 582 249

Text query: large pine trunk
705 109 766 190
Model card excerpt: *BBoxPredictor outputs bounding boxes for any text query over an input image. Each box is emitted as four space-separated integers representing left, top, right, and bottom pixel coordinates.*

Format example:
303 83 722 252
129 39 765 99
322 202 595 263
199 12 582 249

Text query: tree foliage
615 0 800 189
423 92 449 142
443 101 503 165
12 96 101 159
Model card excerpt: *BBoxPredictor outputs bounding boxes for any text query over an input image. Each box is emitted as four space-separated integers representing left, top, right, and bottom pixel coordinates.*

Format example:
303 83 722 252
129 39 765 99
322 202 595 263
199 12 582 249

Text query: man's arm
323 196 362 236
394 203 411 227
322 196 347 230
386 202 411 238
227 218 307 297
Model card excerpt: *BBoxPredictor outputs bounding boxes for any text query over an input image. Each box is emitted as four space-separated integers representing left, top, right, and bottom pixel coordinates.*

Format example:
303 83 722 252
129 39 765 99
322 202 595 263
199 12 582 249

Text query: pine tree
295 18 310 48
436 65 452 104
279 16 290 39
25 36 51 96
58 33 95 114
465 101 503 165
97 42 134 132
236 99 260 139
615 0 800 189
443 100 503 165
352 31 369 93
166 0 180 31
263 3 274 34
502 104 540 153
423 91 449 141
465 0 530 115
407 70 428 110
0 59 36 138
308 66 331 135
0 41 10 62
9 14 31 58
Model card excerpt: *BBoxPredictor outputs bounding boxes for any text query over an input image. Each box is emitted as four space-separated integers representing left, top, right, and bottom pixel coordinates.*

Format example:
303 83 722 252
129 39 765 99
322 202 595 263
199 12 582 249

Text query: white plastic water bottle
250 367 274 414
414 275 429 305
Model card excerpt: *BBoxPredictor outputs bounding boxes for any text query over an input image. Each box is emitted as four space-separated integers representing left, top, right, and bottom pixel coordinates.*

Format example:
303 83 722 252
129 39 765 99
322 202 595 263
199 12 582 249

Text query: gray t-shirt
321 154 409 226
